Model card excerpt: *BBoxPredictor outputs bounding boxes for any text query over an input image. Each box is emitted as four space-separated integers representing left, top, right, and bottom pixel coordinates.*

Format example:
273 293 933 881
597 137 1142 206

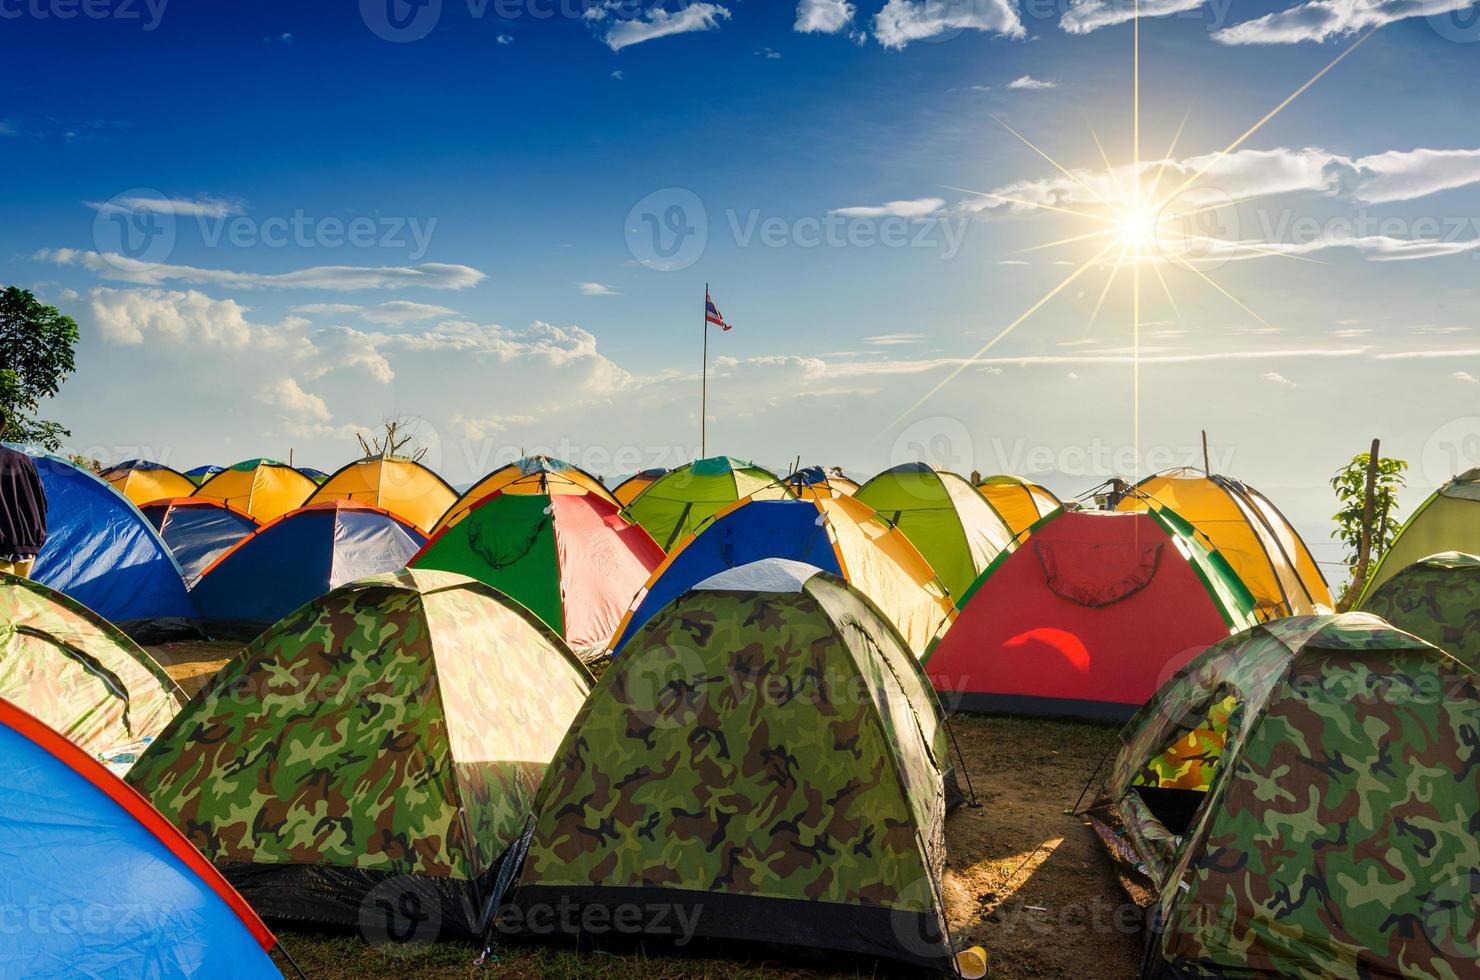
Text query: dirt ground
144 641 1143 979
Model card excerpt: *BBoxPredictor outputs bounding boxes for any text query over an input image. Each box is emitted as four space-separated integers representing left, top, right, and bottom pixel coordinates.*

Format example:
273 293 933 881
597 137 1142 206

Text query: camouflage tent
1360 551 1480 669
126 569 594 938
503 559 954 971
0 573 184 769
1087 614 1479 979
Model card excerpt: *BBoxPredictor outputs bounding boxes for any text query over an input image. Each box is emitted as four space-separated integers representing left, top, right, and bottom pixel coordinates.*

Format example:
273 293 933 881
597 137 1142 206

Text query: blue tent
191 500 426 639
295 466 330 482
612 498 844 652
184 464 225 483
140 498 260 587
0 698 282 979
22 451 199 641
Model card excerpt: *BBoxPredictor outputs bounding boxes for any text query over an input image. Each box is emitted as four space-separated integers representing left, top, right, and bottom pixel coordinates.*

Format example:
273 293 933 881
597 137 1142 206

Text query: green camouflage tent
622 456 791 551
502 558 954 971
0 573 183 769
855 463 1016 603
1361 551 1480 669
1088 614 1479 979
1358 466 1480 601
125 568 593 938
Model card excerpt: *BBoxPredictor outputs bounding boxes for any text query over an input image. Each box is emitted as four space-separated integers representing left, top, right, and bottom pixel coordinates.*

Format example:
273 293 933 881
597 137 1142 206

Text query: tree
0 287 80 451
356 416 428 463
1330 444 1407 609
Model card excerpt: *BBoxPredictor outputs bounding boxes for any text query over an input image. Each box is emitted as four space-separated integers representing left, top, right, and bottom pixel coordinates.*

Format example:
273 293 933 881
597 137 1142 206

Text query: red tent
925 509 1257 721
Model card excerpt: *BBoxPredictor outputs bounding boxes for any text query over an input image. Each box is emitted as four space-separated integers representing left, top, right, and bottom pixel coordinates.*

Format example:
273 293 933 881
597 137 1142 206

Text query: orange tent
436 456 616 533
102 460 197 507
307 457 458 535
976 475 1061 539
191 459 317 523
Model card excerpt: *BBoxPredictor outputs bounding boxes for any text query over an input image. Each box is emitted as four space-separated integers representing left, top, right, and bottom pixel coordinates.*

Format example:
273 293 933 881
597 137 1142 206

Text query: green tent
1358 466 1480 601
409 491 664 659
622 456 791 551
0 573 184 769
1361 551 1480 668
502 558 953 970
855 462 1016 602
1088 613 1478 978
126 568 593 938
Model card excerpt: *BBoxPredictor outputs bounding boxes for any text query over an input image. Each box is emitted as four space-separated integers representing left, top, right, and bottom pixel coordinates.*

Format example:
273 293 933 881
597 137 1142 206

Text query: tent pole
1201 430 1209 475
701 283 709 459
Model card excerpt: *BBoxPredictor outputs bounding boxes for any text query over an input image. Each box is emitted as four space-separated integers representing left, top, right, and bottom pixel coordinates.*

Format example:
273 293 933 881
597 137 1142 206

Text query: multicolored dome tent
1 699 282 980
975 474 1061 539
1116 469 1332 618
611 496 953 658
192 458 317 523
141 498 260 587
1087 614 1478 980
190 501 426 639
623 456 791 551
1360 551 1480 668
128 569 593 939
0 573 184 766
855 462 1016 602
22 451 199 641
410 490 664 659
506 559 953 971
307 456 458 534
435 455 617 533
295 466 329 483
1358 465 1480 602
101 459 198 506
184 464 224 484
925 508 1257 721
612 467 668 506
784 465 860 500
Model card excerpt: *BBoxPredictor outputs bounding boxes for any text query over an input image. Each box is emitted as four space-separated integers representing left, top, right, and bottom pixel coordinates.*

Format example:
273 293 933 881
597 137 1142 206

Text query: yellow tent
1117 469 1332 618
976 475 1061 538
308 457 458 535
1359 467 1480 602
102 460 197 507
436 456 616 533
613 468 668 507
191 459 317 523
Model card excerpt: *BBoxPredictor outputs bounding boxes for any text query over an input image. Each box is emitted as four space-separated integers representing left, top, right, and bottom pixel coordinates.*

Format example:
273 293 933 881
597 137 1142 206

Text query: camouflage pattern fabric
1133 695 1238 792
512 569 950 962
1089 614 1480 979
126 568 592 888
0 572 183 762
1360 551 1480 670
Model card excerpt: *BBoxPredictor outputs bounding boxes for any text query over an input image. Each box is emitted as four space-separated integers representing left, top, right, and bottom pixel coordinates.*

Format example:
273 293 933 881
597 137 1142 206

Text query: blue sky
5 0 1480 573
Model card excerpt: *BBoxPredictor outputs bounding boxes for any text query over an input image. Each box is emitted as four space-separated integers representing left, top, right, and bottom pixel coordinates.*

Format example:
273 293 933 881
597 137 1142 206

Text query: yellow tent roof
613 468 668 507
103 462 197 507
976 475 1061 539
435 457 618 533
191 459 317 523
308 457 458 534
1118 469 1332 618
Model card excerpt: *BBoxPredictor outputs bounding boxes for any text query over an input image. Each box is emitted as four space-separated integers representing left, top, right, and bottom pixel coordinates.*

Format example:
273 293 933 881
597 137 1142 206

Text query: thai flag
705 290 732 331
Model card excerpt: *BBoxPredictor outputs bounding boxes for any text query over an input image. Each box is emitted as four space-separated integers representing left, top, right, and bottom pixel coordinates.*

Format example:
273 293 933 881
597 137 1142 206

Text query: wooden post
1352 438 1381 591
1201 430 1210 476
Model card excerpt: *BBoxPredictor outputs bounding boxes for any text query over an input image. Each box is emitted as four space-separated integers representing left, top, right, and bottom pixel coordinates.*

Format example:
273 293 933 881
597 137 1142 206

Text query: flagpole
701 283 709 458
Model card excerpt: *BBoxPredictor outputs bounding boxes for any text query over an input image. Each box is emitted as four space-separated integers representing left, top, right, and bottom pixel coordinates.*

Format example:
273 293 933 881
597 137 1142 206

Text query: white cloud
591 2 731 51
292 303 362 315
864 333 927 346
833 197 944 218
85 194 241 219
1007 74 1056 90
1061 0 1205 34
356 300 457 324
258 378 330 422
1215 0 1479 44
39 248 485 290
611 70 625 80
874 0 1025 48
496 33 512 44
1454 371 1479 383
756 46 782 58
795 0 855 32
579 282 619 296
998 259 1030 265
449 413 538 442
1262 372 1295 385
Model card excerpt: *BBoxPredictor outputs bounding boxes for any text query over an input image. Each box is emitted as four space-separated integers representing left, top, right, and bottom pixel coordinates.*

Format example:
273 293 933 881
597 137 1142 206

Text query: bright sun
1116 201 1162 254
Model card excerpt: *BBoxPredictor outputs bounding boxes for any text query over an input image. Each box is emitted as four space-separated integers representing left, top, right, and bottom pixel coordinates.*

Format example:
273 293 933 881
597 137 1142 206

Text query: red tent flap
1035 538 1162 607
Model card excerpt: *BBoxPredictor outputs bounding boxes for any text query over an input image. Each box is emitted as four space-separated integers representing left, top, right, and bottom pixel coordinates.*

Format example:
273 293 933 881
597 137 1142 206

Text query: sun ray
1167 253 1276 330
1164 231 1328 265
891 240 1121 426
939 184 1118 224
1087 120 1130 208
1143 107 1192 209
1086 244 1129 333
1013 225 1123 255
1150 259 1183 329
991 115 1116 210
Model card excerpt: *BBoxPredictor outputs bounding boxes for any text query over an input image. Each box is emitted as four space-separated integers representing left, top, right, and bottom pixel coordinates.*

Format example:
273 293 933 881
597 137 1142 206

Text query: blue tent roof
22 452 199 641
612 499 842 652
141 500 260 587
0 699 280 979
191 501 426 639
184 464 224 480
